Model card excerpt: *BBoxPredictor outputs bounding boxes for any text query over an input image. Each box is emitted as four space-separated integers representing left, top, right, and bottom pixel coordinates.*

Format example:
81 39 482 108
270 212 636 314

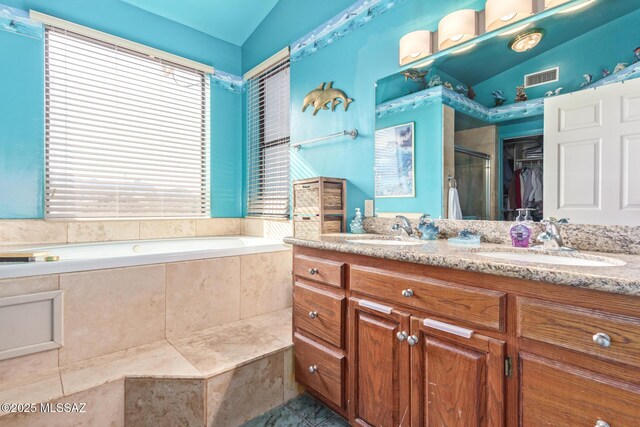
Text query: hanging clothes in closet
506 166 543 212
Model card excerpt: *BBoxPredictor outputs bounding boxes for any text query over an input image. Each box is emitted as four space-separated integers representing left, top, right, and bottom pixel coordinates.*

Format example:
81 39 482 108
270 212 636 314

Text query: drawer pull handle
308 311 318 319
308 268 319 275
424 318 475 339
308 365 318 374
595 421 610 427
407 335 419 346
402 289 414 298
593 333 611 348
397 331 408 342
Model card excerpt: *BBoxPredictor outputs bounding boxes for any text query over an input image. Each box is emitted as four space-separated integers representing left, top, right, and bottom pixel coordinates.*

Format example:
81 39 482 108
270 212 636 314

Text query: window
246 55 291 218
44 27 210 219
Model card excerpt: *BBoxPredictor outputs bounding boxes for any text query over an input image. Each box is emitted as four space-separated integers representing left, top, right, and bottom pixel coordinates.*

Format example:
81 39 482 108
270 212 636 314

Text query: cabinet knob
401 289 414 298
308 311 318 319
308 268 319 275
308 365 318 374
595 421 610 427
407 335 419 346
593 333 611 348
397 331 408 342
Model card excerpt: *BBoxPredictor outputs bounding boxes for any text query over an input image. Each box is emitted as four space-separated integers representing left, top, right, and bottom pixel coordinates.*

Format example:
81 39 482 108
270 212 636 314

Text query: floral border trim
210 69 244 94
376 86 545 122
290 0 407 63
0 4 43 39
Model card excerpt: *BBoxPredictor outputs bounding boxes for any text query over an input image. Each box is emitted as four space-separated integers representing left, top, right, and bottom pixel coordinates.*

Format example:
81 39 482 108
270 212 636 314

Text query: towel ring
448 176 457 189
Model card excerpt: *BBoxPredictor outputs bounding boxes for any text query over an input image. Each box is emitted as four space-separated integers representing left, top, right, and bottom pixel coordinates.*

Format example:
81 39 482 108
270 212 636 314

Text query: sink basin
476 252 624 267
347 239 424 246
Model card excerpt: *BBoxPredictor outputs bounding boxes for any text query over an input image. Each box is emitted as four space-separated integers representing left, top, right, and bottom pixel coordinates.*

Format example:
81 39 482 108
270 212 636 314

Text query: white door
544 79 640 225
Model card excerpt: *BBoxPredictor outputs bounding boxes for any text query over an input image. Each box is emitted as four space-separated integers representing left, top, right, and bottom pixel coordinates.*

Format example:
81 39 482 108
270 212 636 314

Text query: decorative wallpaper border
376 62 640 122
210 69 244 94
290 0 408 63
0 3 43 39
376 86 545 122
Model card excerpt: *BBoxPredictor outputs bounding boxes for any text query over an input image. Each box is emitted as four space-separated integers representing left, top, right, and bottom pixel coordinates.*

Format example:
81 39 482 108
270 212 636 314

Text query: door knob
308 311 318 319
593 333 611 348
308 268 319 275
407 335 419 346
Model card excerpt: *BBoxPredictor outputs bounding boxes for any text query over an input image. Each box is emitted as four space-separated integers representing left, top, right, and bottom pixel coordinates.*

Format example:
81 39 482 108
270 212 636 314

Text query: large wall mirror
374 0 640 226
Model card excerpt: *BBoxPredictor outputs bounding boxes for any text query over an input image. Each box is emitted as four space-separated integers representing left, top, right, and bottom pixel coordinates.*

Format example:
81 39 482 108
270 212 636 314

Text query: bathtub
0 236 289 279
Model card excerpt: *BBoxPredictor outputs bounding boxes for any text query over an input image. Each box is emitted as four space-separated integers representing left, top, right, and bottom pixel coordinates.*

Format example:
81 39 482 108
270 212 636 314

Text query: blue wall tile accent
211 70 245 94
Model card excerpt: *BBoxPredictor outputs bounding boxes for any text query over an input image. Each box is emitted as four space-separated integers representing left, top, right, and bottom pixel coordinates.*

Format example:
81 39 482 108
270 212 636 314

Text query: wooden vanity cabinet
291 246 640 426
348 298 411 427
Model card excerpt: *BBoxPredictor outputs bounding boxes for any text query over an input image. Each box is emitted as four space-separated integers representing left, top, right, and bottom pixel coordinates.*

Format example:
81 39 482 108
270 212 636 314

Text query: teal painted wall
0 30 44 218
375 102 444 216
0 0 244 218
242 0 355 73
473 9 640 106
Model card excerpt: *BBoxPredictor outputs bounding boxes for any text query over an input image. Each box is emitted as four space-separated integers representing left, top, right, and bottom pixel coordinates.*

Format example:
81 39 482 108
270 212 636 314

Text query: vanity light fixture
399 30 433 66
509 28 545 53
485 0 534 32
438 9 479 50
557 0 596 14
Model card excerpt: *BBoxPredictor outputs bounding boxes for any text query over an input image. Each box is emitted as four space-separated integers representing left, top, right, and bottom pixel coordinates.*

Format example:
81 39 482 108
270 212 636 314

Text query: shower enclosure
453 146 491 220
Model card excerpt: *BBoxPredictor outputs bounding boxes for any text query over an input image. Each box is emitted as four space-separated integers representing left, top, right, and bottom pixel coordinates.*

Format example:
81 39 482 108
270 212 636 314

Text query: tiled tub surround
0 249 299 426
283 234 640 296
364 217 640 255
0 217 293 246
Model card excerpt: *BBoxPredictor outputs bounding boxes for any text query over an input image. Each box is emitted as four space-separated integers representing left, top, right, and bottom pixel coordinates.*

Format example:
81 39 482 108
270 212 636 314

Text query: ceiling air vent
524 67 559 88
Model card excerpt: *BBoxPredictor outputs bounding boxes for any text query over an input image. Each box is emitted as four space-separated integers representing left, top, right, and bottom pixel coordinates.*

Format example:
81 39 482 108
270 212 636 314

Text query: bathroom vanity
286 235 640 427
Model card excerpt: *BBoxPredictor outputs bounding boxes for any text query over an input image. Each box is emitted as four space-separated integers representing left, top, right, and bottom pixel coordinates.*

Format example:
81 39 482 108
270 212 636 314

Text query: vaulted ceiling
119 0 281 46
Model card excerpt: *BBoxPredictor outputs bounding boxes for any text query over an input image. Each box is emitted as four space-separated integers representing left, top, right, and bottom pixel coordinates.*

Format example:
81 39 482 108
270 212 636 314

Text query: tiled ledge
0 309 294 422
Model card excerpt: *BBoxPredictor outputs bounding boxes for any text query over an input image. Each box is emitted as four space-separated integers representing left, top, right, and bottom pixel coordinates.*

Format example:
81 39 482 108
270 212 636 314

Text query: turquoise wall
473 9 640 106
0 0 244 218
375 102 444 216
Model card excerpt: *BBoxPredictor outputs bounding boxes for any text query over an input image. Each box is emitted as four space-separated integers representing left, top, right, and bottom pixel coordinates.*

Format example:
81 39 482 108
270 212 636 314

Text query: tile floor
242 393 349 426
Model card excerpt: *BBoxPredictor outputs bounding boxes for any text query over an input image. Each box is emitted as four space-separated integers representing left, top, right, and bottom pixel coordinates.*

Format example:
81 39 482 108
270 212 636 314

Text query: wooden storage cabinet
291 246 640 426
293 177 347 239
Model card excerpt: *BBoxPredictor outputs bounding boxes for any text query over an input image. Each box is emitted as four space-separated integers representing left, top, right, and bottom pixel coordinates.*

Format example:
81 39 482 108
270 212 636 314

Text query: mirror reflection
374 0 640 225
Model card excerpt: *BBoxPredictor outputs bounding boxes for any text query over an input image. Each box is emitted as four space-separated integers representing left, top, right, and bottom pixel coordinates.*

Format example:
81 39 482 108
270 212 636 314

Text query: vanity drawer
521 354 640 426
350 266 506 331
517 297 640 368
294 254 345 288
294 282 345 348
294 332 345 409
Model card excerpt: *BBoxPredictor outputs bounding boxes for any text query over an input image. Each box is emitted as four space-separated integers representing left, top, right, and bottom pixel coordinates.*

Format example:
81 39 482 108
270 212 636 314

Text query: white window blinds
246 56 291 218
44 27 210 219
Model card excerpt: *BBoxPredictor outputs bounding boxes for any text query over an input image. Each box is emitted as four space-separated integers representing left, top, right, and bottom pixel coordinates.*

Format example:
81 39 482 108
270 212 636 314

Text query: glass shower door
454 147 491 220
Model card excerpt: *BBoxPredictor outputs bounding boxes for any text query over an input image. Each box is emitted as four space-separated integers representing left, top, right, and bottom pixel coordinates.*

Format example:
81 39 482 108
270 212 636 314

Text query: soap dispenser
350 208 365 234
510 209 532 248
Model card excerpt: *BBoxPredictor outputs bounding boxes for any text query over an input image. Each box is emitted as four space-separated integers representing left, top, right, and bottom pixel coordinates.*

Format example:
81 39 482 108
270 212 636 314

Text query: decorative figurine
634 47 640 63
614 63 628 73
302 82 354 116
515 85 528 103
580 74 593 88
492 90 506 106
602 69 611 78
401 69 429 90
443 81 453 90
467 85 476 101
544 87 563 97
418 214 439 241
349 208 365 234
428 74 442 88
455 85 468 97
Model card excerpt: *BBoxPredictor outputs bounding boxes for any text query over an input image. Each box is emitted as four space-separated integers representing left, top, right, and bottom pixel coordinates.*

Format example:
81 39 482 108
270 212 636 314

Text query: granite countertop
283 234 640 297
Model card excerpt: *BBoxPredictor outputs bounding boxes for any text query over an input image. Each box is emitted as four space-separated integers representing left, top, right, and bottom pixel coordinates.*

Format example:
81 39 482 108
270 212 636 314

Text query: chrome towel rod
292 129 359 151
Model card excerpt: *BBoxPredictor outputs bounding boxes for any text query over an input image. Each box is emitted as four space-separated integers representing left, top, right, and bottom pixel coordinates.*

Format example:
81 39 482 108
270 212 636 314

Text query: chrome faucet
536 218 574 251
392 215 415 237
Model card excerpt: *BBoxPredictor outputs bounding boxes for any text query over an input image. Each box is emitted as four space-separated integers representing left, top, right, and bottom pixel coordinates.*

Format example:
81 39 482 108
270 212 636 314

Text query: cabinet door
410 317 506 427
349 298 411 427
